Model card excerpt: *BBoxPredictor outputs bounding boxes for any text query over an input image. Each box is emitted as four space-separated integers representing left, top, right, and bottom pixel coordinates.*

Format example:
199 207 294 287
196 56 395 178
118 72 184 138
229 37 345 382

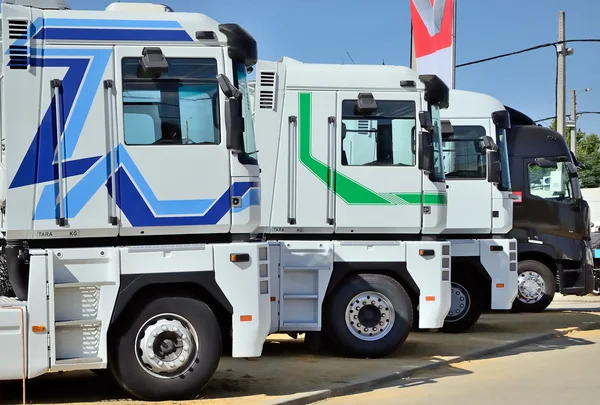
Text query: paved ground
321 328 600 405
1 294 599 405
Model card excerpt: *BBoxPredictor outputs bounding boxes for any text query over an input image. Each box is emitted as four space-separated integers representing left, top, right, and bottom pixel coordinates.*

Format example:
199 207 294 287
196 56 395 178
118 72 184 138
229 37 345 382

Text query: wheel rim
517 271 545 304
344 291 395 341
446 282 471 322
135 313 199 379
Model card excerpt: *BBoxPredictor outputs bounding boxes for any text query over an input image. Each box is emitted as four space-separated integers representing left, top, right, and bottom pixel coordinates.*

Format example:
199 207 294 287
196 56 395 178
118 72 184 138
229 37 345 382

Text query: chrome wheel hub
518 271 545 303
136 314 198 379
446 282 470 322
345 291 395 341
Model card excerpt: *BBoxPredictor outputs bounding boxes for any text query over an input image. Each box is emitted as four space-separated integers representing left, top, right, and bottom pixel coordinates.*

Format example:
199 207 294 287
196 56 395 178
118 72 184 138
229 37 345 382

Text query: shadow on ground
321 332 597 403
1 308 599 404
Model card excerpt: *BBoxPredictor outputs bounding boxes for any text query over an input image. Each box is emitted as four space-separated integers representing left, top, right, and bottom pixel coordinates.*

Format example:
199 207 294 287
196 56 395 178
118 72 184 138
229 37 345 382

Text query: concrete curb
266 321 600 405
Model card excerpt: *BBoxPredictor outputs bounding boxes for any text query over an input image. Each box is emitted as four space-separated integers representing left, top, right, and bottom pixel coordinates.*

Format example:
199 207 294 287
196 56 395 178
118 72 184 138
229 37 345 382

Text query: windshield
495 126 512 191
429 104 445 182
233 62 258 165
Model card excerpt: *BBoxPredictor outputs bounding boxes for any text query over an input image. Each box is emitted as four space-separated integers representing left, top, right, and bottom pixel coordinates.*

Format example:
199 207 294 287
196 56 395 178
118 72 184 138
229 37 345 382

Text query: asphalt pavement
321 329 600 405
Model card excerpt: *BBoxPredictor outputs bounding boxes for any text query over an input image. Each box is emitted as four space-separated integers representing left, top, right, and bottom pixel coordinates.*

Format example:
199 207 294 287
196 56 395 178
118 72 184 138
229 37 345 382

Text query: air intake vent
258 71 276 109
8 19 30 70
260 71 275 86
8 20 28 40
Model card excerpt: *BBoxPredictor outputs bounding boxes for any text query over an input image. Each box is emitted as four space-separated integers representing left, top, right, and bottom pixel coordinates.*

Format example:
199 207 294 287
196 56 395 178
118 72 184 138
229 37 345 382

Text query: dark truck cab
504 106 594 311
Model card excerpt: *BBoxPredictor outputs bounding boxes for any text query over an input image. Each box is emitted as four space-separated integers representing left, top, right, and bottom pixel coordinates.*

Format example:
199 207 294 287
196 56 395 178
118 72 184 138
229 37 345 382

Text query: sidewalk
2 301 600 405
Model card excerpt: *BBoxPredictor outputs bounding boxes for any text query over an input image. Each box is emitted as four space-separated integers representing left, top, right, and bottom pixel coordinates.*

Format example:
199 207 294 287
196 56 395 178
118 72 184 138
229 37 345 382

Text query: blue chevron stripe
106 169 258 227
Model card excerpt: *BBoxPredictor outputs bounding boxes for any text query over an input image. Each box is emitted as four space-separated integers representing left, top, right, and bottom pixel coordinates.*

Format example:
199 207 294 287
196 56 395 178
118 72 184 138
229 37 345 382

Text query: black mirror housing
441 119 454 139
418 131 433 172
492 110 511 129
224 98 244 152
481 135 499 151
418 74 449 109
487 150 501 183
419 111 433 132
217 74 245 153
217 74 242 100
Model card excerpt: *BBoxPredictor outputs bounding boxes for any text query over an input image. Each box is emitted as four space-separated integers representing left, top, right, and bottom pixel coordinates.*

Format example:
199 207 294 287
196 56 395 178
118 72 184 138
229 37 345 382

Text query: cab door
112 46 232 237
442 119 493 234
334 91 423 234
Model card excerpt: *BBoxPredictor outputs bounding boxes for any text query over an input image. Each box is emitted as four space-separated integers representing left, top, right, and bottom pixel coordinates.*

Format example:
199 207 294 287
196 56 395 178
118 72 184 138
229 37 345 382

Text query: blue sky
69 0 600 134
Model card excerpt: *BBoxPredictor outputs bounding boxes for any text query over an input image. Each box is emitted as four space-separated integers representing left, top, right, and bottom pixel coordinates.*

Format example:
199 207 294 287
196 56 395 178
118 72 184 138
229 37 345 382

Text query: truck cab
0 1 271 401
250 57 453 358
505 123 594 311
437 89 518 332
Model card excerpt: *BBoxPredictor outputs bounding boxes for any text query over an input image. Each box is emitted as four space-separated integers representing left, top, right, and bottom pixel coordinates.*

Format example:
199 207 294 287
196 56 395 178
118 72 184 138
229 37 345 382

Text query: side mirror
534 157 558 169
487 149 501 183
419 111 434 132
137 47 169 78
217 74 244 153
441 119 454 140
481 135 499 151
418 131 433 172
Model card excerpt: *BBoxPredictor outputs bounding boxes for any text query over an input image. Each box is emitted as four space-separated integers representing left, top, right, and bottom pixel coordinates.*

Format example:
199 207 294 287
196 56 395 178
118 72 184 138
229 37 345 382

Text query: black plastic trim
110 272 233 326
324 261 418 303
218 24 258 68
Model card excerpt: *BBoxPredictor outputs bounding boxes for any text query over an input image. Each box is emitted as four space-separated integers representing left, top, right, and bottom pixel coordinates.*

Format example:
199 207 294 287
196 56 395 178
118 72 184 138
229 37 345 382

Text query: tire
441 271 482 333
110 296 222 401
511 260 555 312
323 273 413 358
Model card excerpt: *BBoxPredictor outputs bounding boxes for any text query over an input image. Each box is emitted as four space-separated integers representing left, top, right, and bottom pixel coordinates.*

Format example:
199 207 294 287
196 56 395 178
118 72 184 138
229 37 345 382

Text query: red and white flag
410 0 456 88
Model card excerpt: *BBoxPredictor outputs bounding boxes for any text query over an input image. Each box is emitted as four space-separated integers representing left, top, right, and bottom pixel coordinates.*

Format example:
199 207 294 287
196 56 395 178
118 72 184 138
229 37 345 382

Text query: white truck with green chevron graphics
251 57 453 358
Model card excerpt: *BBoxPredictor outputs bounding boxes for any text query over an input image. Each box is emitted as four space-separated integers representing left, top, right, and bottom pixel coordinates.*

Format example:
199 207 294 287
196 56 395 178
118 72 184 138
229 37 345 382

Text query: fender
517 240 559 261
110 271 233 326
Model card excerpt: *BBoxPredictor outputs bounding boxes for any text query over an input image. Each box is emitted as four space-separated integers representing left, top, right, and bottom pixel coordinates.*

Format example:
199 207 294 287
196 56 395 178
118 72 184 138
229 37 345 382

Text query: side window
122 58 220 146
341 100 416 166
442 125 486 179
528 162 573 201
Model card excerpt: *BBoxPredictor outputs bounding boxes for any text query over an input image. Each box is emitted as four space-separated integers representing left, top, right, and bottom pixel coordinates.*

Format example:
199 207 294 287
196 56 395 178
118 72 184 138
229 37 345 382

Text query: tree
547 119 600 187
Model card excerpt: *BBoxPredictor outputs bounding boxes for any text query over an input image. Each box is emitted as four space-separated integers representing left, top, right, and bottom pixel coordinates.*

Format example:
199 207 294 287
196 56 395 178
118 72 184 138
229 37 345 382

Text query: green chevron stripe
297 92 445 205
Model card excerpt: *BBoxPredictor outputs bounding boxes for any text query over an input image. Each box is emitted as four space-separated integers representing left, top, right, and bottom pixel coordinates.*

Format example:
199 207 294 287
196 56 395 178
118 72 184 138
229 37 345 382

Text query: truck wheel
323 273 413 358
110 296 221 401
441 271 482 333
512 260 555 312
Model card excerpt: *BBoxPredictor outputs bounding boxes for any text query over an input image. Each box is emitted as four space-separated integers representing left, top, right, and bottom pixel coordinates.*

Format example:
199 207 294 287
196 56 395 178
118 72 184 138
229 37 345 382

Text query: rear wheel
512 260 555 312
441 271 482 333
110 296 221 401
323 273 413 358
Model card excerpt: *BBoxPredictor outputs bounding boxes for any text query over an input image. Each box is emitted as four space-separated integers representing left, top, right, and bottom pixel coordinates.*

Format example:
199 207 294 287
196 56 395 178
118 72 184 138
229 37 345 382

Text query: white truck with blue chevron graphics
251 57 453 358
438 90 519 332
0 1 270 401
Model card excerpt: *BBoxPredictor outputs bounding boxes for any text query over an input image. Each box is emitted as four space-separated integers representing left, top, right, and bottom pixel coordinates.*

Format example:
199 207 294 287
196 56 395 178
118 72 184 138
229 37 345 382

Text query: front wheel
323 273 413 358
512 260 555 312
110 296 222 401
441 271 482 333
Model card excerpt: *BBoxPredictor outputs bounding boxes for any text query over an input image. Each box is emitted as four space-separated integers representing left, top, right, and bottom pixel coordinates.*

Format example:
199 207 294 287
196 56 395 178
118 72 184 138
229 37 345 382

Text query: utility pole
570 89 577 156
556 11 566 137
